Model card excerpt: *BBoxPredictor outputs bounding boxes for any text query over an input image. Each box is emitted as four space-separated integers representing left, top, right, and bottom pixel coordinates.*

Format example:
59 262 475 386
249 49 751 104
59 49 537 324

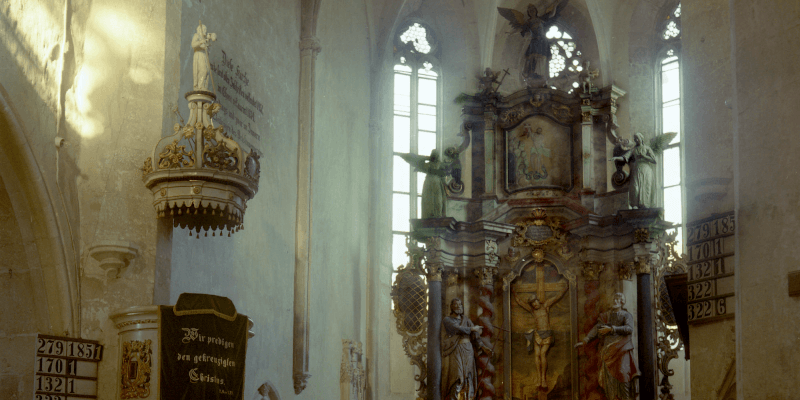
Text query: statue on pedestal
497 0 569 80
575 293 639 400
611 132 676 209
399 150 451 218
192 21 217 91
441 298 484 400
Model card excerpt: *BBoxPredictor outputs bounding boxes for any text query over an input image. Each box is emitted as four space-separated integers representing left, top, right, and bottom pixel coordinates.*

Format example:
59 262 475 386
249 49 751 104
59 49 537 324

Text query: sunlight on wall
63 4 160 138
0 1 60 112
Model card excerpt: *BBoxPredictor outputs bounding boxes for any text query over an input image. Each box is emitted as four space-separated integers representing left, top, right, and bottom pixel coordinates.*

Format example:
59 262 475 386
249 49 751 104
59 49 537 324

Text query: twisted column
475 267 497 400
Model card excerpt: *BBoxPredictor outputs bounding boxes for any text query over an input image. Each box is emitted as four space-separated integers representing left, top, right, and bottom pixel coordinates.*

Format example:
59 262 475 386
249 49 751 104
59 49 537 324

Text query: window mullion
410 67 419 220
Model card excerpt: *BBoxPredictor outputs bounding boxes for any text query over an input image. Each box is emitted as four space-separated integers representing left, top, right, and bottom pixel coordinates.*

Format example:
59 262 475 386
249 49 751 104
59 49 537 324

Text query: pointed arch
0 83 77 335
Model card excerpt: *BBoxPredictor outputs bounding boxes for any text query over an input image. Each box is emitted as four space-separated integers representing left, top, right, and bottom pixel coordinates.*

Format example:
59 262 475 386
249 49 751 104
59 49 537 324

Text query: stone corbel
88 241 140 279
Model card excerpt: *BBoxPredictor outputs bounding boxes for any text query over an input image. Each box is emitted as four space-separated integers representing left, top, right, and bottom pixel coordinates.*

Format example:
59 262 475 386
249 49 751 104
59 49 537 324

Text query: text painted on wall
209 49 265 153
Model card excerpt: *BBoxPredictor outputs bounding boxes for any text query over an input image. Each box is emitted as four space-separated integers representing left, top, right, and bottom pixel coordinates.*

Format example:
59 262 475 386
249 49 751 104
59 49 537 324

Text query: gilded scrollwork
203 126 240 172
390 265 429 398
121 339 152 399
581 261 605 281
511 209 569 253
652 231 688 400
552 104 572 122
635 228 651 243
158 138 195 169
617 261 634 281
140 158 153 180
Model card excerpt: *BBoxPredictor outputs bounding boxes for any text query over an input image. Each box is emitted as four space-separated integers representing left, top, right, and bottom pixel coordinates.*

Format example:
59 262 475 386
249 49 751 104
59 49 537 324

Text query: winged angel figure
497 0 569 80
399 150 457 219
611 132 677 209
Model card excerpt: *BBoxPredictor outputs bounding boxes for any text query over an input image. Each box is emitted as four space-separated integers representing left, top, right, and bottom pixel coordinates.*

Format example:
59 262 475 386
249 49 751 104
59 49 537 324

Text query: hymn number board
686 212 735 324
34 334 103 400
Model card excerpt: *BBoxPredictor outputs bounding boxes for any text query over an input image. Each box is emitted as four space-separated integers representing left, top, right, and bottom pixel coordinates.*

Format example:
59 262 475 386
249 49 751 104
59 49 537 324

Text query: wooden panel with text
33 334 103 400
686 212 735 324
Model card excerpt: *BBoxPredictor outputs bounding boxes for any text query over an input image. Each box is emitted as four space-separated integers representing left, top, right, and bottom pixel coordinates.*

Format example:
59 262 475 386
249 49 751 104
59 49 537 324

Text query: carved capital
634 256 651 275
445 271 459 287
580 261 605 281
617 261 634 281
299 36 321 55
293 372 311 394
426 263 443 282
485 239 500 265
474 266 498 286
634 228 651 243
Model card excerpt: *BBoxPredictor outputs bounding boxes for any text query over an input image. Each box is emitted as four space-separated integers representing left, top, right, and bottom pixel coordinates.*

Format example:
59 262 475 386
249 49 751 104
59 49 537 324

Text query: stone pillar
426 263 443 400
635 257 655 400
293 7 322 391
474 266 497 400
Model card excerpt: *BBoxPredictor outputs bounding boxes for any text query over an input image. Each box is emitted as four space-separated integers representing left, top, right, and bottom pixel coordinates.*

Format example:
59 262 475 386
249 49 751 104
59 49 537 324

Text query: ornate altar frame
498 90 580 194
502 252 578 400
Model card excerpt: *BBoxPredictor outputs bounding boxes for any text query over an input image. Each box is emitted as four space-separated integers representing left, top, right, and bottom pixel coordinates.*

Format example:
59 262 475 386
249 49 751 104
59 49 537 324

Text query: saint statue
575 293 639 400
441 298 484 400
513 284 568 390
192 21 217 91
611 131 676 209
399 150 450 218
497 1 569 80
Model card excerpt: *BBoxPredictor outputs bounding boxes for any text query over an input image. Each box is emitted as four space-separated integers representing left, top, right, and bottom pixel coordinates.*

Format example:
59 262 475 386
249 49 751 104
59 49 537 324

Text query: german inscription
209 49 265 153
686 212 735 324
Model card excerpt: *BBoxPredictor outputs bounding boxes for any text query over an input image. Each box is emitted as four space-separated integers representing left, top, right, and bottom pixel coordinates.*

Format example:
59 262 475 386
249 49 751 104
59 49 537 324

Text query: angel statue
497 0 569 80
399 150 452 218
611 132 677 209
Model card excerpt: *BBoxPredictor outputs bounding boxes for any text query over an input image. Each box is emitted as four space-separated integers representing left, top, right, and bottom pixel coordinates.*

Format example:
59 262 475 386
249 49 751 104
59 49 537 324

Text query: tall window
659 4 683 250
391 21 440 274
545 25 584 93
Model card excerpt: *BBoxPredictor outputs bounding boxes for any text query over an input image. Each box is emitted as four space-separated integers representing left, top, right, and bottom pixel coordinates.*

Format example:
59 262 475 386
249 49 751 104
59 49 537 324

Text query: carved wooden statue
441 298 484 400
575 293 639 400
497 0 569 80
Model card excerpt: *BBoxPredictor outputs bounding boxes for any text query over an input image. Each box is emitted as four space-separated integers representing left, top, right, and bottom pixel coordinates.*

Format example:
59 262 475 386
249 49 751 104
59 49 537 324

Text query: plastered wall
681 0 736 398
730 1 800 397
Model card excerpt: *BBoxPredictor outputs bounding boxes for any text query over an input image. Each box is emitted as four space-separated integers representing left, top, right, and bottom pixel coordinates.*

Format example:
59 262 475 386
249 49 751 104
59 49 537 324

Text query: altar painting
505 116 572 192
506 261 576 400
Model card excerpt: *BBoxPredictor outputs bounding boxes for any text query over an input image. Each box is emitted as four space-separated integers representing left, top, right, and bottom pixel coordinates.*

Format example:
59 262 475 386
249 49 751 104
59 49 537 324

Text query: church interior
1 0 799 399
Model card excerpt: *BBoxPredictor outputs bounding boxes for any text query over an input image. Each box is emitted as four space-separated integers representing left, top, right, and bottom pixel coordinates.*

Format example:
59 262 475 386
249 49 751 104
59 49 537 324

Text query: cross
515 264 569 299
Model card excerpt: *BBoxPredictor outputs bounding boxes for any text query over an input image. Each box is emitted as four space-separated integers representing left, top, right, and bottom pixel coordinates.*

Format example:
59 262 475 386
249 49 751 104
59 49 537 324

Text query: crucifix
513 263 569 398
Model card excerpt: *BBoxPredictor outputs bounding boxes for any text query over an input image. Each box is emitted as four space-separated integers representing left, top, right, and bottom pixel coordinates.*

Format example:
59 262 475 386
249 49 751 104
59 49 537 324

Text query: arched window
659 3 683 250
545 25 584 93
391 21 440 273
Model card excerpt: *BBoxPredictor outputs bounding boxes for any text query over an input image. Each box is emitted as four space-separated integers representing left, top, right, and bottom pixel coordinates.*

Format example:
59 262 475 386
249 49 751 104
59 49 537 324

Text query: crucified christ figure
513 283 568 390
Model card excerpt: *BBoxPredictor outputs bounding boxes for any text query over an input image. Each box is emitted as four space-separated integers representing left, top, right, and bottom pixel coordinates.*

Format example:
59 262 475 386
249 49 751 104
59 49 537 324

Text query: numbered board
686 212 735 324
34 334 103 400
